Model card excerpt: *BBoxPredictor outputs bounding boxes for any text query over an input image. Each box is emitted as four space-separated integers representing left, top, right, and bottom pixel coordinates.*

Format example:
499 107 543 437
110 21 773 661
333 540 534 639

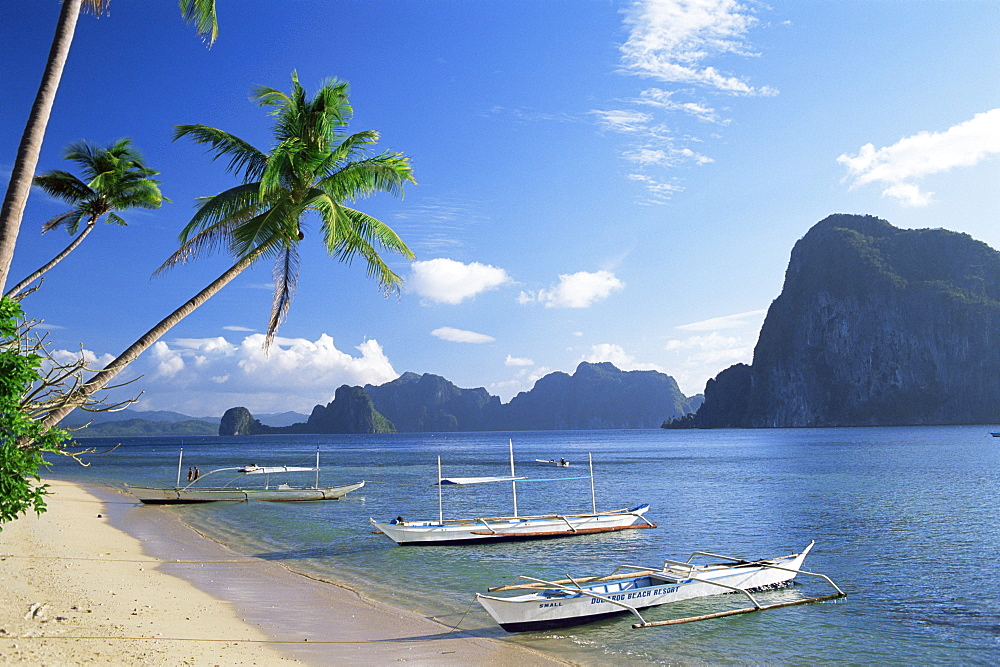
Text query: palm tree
0 0 218 293
37 72 415 433
5 139 168 299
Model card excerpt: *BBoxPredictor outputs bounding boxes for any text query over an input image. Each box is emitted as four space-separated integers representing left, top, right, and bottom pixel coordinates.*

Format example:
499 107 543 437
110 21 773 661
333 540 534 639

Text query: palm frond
317 152 415 202
104 212 127 227
178 0 219 46
32 171 93 204
265 246 300 348
40 211 83 234
173 125 267 181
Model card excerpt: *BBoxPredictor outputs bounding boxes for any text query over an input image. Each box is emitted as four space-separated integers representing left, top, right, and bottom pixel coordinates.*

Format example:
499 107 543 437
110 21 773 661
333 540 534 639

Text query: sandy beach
0 479 564 665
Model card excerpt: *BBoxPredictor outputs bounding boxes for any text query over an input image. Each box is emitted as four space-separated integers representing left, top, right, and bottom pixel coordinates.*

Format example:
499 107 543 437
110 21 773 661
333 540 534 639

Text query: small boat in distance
535 458 570 467
991 432 1000 437
476 541 846 632
125 449 364 504
370 440 654 545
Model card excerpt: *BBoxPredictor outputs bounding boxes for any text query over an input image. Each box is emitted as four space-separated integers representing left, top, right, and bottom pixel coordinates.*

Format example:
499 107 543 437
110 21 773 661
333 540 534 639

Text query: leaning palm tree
5 138 167 299
0 0 218 293
36 72 415 434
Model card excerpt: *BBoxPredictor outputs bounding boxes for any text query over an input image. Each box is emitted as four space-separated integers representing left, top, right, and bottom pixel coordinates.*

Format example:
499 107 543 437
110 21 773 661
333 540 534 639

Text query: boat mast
315 448 320 489
176 448 184 488
438 456 444 524
589 452 596 513
510 438 519 518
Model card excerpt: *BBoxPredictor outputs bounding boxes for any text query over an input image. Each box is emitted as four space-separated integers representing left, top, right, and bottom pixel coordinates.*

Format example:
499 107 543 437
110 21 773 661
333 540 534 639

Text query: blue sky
3 0 999 417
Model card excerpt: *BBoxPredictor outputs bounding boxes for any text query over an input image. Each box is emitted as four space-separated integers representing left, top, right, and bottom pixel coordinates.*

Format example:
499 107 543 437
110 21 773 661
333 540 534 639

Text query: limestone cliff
694 214 1000 427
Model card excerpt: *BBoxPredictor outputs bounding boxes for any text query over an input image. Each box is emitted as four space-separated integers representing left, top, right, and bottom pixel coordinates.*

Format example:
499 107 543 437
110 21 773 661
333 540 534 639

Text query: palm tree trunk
5 221 95 299
0 0 85 294
37 249 265 435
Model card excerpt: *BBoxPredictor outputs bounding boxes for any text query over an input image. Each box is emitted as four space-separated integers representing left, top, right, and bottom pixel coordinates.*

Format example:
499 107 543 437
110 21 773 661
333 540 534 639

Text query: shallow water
47 427 1000 664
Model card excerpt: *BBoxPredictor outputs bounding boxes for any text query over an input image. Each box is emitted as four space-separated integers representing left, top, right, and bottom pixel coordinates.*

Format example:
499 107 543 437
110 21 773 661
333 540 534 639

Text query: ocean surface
45 427 1000 664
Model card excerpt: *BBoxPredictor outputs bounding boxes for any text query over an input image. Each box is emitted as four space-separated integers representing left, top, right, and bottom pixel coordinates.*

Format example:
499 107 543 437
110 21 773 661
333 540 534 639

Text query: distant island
669 214 1000 428
220 362 703 435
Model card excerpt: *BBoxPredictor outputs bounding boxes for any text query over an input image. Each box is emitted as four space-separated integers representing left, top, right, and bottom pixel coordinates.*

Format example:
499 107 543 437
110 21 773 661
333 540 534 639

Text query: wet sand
0 479 565 665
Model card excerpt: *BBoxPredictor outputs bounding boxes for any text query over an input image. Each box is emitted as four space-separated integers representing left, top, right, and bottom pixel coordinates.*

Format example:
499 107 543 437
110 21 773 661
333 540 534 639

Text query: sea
43 426 1000 664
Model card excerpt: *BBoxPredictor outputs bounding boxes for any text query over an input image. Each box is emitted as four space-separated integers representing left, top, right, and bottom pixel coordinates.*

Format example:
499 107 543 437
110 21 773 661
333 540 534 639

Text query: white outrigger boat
476 541 846 632
125 449 364 504
370 441 655 545
535 458 570 467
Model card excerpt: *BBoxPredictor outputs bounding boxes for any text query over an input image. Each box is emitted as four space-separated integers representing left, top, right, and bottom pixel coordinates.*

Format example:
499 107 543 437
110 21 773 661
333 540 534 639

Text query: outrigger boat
535 458 570 467
370 440 654 545
476 541 845 632
125 449 364 504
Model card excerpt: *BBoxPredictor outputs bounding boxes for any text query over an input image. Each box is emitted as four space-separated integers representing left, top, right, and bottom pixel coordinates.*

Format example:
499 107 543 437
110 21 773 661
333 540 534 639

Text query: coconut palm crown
167 71 415 346
5 138 166 298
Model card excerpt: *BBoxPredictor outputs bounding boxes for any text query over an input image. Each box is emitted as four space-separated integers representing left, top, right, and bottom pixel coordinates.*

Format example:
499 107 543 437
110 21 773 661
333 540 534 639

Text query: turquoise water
46 427 1000 664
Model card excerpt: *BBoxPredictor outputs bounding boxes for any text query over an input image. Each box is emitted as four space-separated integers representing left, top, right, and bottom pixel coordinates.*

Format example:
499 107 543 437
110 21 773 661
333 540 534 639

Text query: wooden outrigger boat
476 541 845 632
125 449 364 504
370 441 655 545
535 458 570 467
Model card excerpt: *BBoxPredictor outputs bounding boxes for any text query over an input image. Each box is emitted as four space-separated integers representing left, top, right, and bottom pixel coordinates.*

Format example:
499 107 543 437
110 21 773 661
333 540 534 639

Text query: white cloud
635 87 727 124
431 327 496 344
408 258 513 304
837 108 1000 206
619 0 776 96
591 109 654 133
581 343 663 372
90 333 402 415
676 308 767 331
223 325 256 332
665 308 767 394
598 0 774 203
505 355 534 367
518 270 624 308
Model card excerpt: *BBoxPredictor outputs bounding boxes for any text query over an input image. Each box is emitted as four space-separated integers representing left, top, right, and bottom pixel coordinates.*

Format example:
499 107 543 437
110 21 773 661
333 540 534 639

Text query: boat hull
476 545 812 632
126 481 364 504
371 505 653 545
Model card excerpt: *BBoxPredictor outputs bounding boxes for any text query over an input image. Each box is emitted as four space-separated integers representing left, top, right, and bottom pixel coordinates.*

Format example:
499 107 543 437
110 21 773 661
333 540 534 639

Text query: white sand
0 479 565 665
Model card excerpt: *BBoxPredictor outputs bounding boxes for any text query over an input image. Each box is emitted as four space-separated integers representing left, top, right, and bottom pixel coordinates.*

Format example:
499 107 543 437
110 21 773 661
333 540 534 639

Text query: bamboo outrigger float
476 541 845 632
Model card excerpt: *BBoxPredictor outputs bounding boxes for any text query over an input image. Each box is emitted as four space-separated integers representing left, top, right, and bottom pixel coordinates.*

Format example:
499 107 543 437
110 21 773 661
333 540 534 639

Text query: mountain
364 372 502 432
69 418 218 437
504 362 695 429
62 408 217 427
223 363 697 434
689 214 1000 427
221 387 394 435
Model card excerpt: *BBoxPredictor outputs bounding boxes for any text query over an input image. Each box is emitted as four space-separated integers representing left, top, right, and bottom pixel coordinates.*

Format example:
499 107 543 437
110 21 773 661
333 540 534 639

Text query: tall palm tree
0 0 218 293
5 138 167 299
37 72 415 433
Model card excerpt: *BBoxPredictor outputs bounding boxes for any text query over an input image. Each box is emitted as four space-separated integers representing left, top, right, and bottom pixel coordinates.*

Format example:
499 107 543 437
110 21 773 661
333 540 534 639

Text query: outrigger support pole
632 592 846 628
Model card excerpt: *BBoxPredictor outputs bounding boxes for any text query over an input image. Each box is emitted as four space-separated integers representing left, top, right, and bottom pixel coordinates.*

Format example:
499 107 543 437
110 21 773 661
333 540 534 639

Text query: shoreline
1 479 566 665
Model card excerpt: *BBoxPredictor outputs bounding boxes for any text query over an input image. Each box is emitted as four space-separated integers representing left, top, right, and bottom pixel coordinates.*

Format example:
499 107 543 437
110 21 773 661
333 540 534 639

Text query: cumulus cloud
837 108 1000 206
431 327 496 344
505 355 534 366
581 343 663 372
518 270 624 308
408 258 513 305
91 333 401 415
